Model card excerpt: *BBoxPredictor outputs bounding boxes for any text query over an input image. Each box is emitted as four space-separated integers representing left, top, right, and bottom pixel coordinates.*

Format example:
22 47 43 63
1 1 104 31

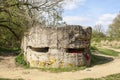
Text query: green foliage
91 37 115 43
91 38 102 42
83 73 120 80
90 46 119 65
92 31 106 39
0 0 64 49
15 53 29 68
0 28 19 48
108 13 120 38
0 47 15 53
0 0 29 48
0 47 20 55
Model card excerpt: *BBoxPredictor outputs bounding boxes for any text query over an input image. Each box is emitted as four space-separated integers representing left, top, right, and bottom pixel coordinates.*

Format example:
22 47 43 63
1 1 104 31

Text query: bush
15 53 29 68
0 47 20 56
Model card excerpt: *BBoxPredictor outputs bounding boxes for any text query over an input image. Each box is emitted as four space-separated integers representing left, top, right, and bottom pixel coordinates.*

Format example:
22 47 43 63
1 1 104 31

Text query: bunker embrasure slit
27 46 49 52
66 48 84 53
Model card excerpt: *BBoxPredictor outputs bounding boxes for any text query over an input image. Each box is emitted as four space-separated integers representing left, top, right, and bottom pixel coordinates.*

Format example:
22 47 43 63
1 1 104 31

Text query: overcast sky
63 0 120 29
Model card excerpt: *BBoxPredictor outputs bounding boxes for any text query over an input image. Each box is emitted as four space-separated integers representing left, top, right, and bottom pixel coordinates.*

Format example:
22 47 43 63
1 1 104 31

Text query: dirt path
0 51 120 80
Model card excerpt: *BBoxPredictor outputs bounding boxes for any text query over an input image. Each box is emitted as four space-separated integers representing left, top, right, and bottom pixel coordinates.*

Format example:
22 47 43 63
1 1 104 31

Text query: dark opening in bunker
66 48 84 53
27 46 49 52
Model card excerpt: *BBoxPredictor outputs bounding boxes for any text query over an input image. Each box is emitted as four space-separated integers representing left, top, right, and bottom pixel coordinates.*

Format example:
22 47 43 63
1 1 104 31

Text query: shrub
0 47 20 56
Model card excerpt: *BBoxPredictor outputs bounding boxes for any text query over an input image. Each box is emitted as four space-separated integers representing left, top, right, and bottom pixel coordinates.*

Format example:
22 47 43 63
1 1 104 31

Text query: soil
0 47 120 80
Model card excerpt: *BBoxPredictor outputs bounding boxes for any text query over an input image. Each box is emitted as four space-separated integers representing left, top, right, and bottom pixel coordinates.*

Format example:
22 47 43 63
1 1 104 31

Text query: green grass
39 66 86 73
97 48 120 57
91 46 98 51
83 73 120 80
90 46 115 66
91 46 120 57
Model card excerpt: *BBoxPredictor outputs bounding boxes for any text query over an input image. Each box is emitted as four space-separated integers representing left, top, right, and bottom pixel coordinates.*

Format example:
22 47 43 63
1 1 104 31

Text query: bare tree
92 24 106 38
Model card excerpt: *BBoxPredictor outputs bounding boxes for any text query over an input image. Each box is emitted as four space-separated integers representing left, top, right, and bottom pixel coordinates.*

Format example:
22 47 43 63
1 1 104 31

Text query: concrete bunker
21 25 92 68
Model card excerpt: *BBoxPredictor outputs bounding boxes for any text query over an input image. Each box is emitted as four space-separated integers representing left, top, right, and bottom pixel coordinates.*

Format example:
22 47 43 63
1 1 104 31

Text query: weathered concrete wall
21 25 92 68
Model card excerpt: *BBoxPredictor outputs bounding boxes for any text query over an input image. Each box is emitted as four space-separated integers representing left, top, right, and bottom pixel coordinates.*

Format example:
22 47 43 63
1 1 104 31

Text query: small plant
15 53 29 68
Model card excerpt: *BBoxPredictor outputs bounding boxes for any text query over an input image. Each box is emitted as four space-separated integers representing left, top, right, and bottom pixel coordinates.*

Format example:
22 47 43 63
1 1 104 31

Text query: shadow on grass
91 54 114 67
